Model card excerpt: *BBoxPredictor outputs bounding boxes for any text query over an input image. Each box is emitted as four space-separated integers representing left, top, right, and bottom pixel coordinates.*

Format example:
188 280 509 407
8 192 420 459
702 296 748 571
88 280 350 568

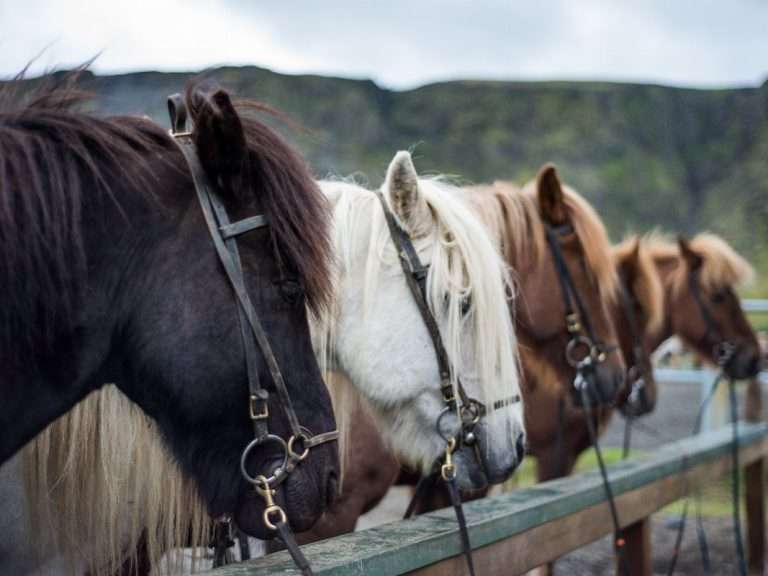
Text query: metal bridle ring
287 433 310 462
460 400 483 426
565 335 595 368
239 434 289 487
436 406 458 444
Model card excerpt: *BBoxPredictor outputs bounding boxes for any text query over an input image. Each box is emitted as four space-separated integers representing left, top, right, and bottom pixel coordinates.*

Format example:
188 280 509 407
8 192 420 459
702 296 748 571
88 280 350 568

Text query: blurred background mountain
79 66 768 294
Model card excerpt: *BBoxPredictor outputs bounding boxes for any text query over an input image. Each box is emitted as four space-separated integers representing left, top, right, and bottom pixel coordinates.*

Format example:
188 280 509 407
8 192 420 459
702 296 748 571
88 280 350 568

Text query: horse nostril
515 435 526 464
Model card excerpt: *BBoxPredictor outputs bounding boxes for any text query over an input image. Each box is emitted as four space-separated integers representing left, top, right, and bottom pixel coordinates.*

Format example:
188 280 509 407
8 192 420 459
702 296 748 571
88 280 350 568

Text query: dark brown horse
1 74 339 573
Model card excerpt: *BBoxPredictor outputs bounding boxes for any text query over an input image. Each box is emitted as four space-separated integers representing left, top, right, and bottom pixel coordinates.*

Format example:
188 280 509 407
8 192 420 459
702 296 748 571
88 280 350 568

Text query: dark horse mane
0 72 332 355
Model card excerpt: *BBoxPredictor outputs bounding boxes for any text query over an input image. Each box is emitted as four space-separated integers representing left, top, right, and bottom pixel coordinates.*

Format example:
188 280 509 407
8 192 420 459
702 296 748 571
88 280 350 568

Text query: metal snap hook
254 475 288 531
441 437 457 481
239 434 289 487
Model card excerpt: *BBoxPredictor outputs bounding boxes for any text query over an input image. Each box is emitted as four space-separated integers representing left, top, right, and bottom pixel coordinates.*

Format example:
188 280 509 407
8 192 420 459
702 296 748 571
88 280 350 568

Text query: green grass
503 448 762 519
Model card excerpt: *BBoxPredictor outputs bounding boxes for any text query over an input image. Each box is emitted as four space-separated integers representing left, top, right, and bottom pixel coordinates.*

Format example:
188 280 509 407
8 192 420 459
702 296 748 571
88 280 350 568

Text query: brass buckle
566 313 581 334
249 394 269 420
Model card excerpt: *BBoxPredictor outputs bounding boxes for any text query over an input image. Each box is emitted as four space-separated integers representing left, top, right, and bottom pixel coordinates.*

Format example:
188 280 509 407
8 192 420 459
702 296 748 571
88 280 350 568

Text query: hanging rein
373 190 520 576
167 94 338 576
544 223 632 575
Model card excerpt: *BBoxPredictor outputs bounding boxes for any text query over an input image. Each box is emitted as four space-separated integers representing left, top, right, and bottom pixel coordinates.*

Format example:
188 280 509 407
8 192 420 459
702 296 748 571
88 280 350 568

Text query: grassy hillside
77 66 768 293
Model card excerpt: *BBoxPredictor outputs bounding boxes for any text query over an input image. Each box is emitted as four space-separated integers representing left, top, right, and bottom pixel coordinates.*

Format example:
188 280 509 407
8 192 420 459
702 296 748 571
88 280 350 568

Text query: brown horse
642 233 761 378
467 165 626 483
613 237 665 417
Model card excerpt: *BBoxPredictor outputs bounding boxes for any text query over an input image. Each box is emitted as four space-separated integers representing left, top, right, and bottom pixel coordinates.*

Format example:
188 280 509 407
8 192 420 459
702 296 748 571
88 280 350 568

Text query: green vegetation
81 67 768 293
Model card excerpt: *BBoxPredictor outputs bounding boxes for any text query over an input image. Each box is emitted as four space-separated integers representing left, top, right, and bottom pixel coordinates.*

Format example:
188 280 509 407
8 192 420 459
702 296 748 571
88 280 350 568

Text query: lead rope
728 378 748 576
665 371 729 576
254 475 313 576
573 360 631 576
402 439 476 576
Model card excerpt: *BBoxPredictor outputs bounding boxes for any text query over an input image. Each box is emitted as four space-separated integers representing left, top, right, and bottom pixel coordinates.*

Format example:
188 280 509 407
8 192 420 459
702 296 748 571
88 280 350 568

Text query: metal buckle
566 313 581 334
250 394 269 420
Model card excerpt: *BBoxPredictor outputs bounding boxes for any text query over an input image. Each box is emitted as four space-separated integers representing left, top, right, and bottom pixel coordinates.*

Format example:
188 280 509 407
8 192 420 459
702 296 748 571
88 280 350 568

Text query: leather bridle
545 222 631 575
374 189 520 576
167 94 337 576
617 275 653 418
544 223 619 405
688 268 736 367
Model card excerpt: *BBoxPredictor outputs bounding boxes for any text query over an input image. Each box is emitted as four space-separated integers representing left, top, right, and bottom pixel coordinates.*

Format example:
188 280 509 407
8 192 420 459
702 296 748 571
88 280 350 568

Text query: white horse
318 151 525 485
8 151 525 575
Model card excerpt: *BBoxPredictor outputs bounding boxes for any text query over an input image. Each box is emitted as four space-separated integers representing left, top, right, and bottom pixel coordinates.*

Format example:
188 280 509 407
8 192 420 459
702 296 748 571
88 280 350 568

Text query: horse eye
461 296 472 316
442 295 472 316
278 279 305 305
710 290 727 304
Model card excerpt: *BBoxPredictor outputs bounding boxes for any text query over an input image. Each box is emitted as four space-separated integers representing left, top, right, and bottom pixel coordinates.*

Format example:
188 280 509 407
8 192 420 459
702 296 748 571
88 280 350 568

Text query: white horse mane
314 175 522 470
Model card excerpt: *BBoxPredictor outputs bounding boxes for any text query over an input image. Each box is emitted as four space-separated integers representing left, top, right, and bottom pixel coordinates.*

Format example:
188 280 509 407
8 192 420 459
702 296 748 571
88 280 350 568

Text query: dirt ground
558 516 748 576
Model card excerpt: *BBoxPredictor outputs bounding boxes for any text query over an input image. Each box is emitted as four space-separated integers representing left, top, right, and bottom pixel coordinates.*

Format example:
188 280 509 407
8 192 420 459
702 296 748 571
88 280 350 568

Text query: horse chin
724 347 762 380
235 467 326 538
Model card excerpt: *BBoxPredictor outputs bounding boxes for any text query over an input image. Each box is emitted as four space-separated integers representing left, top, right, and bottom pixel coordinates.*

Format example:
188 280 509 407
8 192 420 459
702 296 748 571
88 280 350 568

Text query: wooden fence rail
208 422 768 576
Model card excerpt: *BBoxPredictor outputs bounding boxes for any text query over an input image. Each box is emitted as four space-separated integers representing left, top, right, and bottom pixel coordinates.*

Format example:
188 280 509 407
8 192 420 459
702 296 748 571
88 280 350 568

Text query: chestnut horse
642 233 761 378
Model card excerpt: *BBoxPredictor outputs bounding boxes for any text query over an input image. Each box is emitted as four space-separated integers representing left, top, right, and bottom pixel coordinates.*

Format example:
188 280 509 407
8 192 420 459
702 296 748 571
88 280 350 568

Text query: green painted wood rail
206 422 768 576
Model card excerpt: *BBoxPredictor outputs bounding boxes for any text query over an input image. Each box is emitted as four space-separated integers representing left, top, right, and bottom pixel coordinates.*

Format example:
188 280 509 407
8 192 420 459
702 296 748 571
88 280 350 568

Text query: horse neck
0 165 174 465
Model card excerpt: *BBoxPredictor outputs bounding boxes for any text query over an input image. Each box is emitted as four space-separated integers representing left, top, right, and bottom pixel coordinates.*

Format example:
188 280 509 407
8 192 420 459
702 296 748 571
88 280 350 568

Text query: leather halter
545 223 618 406
167 94 337 575
616 275 653 416
374 189 520 576
688 268 736 366
373 190 520 450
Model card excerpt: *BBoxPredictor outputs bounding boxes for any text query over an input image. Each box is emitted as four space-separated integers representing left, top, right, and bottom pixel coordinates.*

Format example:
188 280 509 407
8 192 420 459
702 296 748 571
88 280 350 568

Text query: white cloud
1 0 766 88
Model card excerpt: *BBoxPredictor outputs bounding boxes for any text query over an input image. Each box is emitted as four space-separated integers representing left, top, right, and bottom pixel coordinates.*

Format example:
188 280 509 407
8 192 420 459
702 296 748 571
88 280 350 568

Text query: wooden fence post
745 376 765 576
619 517 652 576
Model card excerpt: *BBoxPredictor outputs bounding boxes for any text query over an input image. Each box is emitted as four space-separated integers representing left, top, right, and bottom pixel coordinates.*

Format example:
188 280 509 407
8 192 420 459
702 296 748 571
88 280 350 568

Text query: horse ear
677 235 703 271
186 81 250 198
384 151 432 236
618 237 641 286
536 163 567 225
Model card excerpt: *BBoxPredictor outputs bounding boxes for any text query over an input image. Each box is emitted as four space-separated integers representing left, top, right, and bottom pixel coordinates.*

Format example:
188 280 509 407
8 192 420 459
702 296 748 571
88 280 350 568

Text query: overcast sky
1 0 766 89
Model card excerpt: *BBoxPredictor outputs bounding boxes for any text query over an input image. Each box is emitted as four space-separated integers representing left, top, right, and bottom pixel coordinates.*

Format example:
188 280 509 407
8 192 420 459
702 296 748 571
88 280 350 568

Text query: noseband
545 224 618 405
167 95 337 574
374 190 519 576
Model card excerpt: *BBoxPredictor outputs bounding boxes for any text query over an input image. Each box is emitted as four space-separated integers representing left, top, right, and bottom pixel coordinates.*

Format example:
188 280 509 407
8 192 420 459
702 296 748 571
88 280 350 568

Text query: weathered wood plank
207 423 768 576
